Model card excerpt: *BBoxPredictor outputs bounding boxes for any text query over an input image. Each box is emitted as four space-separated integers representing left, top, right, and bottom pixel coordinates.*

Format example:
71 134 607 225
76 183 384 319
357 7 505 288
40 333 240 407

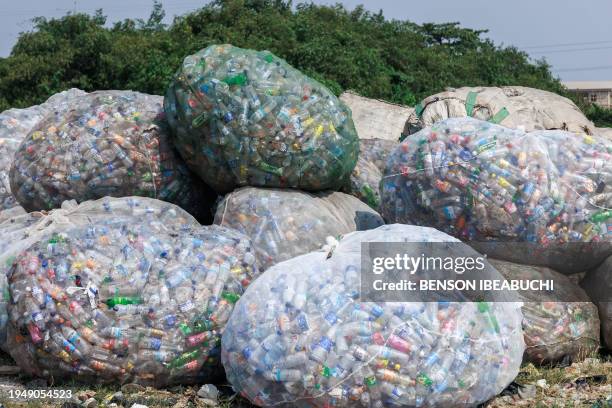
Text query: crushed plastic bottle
0 89 87 219
489 259 600 364
6 197 259 386
164 44 359 193
343 138 397 211
222 224 524 407
10 91 215 222
0 196 200 352
214 187 384 270
381 117 612 274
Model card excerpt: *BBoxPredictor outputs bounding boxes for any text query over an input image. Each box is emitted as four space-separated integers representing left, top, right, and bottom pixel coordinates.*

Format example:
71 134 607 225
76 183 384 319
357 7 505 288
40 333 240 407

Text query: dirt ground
0 352 608 408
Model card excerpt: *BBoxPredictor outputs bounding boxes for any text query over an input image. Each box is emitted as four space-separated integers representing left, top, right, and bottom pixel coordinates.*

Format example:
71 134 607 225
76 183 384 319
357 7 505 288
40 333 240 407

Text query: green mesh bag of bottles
164 44 359 193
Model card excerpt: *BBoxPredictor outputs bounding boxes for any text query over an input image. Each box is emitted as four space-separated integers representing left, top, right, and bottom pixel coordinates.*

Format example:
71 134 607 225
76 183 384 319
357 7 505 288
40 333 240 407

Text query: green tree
0 0 579 117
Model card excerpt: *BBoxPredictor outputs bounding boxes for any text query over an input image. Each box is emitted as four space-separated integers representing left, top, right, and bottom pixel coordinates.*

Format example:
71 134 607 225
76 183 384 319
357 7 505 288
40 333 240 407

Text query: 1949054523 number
6 389 73 400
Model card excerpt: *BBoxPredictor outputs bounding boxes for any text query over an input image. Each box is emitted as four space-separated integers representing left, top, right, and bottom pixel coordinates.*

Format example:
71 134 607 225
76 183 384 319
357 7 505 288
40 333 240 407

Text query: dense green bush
580 103 612 127
0 0 597 122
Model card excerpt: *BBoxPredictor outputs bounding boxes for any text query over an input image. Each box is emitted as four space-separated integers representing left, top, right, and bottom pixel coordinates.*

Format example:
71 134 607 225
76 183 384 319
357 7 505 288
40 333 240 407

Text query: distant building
563 81 612 108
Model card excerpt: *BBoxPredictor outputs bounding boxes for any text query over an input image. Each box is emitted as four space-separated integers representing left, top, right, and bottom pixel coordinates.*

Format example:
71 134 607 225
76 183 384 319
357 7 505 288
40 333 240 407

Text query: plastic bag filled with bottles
0 89 87 219
343 138 397 211
164 44 359 193
6 197 259 386
214 187 383 270
381 117 612 274
222 224 525 407
10 90 215 222
581 255 612 350
489 259 600 364
0 196 200 353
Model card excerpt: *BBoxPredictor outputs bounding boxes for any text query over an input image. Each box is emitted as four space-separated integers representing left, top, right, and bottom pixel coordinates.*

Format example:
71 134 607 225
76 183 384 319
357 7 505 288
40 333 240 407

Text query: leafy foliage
0 0 576 115
581 103 612 127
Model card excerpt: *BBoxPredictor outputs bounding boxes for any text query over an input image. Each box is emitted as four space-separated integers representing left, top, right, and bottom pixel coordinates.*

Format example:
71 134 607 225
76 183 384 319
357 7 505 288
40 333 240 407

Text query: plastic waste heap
164 44 359 193
214 187 384 270
5 196 259 386
222 224 524 407
10 90 214 222
381 117 612 274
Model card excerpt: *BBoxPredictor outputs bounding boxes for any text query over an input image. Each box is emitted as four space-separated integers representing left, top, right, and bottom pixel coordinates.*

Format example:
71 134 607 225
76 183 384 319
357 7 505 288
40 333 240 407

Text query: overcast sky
1 0 611 81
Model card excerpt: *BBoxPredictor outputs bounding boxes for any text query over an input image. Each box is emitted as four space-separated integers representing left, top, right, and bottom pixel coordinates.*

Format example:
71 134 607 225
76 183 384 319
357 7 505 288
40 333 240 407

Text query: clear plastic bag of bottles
164 44 359 193
581 255 612 351
10 91 215 222
404 86 595 137
343 138 397 211
489 259 600 364
214 187 384 270
6 198 259 386
381 117 612 274
222 224 525 407
0 196 200 352
0 88 86 218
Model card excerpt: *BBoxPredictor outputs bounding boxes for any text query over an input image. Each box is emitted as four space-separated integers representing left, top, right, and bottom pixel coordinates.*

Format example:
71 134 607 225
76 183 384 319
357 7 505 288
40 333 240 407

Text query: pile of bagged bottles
0 42 610 406
222 225 525 407
164 44 359 193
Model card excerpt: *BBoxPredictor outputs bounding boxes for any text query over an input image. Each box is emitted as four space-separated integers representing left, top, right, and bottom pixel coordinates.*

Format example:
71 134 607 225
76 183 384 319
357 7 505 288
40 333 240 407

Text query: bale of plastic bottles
6 197 259 386
581 255 612 350
343 138 396 211
381 117 612 274
10 90 215 222
404 86 595 137
164 44 359 193
214 187 384 270
222 224 525 407
489 259 600 364
0 196 200 353
0 89 86 220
